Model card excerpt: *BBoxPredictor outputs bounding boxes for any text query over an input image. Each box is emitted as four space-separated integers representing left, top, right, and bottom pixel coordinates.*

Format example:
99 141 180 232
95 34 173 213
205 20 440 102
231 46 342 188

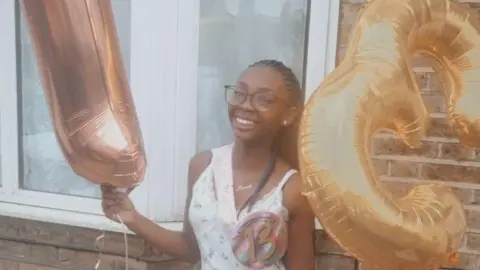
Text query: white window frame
0 0 340 233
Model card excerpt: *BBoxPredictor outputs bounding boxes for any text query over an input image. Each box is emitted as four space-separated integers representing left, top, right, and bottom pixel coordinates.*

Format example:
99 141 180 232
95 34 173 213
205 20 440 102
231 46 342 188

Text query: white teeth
236 117 253 125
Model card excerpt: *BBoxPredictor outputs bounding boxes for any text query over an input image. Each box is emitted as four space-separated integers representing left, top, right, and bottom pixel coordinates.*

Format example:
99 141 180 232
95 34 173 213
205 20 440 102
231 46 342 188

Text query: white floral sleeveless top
188 144 297 270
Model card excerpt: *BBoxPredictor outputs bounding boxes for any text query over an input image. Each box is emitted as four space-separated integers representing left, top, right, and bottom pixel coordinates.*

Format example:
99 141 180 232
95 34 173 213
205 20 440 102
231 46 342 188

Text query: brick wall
2 1 480 269
0 215 193 270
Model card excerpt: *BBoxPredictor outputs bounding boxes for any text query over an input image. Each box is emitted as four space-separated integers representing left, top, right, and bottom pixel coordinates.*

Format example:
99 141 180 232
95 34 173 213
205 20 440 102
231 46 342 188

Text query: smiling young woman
101 59 316 270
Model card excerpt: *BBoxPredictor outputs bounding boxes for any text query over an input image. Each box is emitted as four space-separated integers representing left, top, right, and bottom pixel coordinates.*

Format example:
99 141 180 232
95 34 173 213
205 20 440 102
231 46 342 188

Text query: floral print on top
188 144 297 270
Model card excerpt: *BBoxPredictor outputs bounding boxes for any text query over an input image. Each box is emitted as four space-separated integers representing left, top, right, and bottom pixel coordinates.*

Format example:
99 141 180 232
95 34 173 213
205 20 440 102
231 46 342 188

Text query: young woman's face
227 66 296 144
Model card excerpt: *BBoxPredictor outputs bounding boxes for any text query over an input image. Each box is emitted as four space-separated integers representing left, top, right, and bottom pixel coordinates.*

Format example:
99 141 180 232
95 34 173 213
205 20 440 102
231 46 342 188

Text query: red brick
148 262 194 270
471 190 480 205
57 248 99 269
412 54 432 69
372 158 389 176
97 253 146 270
315 231 348 256
425 72 443 93
0 239 30 260
316 254 356 270
475 149 480 161
29 245 57 266
389 160 420 178
337 4 362 45
18 264 61 270
441 143 476 161
466 232 480 252
466 209 480 231
337 23 353 48
426 118 456 138
420 163 480 183
422 93 446 114
449 187 473 205
414 71 430 90
12 217 146 258
373 137 438 158
0 259 18 270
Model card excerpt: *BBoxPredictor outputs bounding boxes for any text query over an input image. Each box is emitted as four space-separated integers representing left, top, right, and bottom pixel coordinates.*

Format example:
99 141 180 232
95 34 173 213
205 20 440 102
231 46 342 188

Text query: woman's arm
126 151 212 263
282 174 316 270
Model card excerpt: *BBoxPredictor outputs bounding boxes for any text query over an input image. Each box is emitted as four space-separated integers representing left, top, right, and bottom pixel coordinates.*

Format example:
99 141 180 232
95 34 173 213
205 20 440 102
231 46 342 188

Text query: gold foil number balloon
300 0 480 269
20 0 147 188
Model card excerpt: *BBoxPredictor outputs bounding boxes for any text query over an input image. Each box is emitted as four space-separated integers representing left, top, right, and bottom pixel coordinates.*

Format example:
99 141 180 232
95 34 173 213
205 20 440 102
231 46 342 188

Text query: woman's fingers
102 198 117 208
101 185 115 193
101 186 134 223
103 203 124 221
102 190 128 202
101 186 127 200
106 205 131 222
105 211 119 222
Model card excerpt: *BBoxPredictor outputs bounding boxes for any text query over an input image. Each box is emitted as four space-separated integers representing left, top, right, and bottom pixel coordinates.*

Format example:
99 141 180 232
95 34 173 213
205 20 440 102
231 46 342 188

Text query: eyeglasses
224 85 285 112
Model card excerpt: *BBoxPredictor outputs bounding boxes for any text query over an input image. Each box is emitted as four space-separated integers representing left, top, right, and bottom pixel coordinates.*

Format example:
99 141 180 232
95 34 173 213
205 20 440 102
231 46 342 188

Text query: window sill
0 199 323 233
0 200 183 235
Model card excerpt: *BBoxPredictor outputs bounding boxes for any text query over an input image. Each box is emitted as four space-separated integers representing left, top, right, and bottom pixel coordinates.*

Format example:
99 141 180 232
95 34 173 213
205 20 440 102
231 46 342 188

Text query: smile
235 117 254 126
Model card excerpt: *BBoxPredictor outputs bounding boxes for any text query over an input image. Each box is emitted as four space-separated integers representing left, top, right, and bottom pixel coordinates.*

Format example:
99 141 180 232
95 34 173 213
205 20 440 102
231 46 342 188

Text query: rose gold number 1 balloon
20 0 147 188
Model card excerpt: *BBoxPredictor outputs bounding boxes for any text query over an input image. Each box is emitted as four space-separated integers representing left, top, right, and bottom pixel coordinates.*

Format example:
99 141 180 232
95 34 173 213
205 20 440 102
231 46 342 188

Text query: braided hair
238 59 304 213
249 59 303 169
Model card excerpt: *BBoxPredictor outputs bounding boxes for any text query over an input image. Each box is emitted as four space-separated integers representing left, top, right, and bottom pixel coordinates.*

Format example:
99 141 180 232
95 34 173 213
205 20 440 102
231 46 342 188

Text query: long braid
238 59 303 213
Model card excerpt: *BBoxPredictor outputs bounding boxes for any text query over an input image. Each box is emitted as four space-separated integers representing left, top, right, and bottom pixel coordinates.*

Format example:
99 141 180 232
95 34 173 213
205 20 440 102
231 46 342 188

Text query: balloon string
94 231 104 270
94 214 129 270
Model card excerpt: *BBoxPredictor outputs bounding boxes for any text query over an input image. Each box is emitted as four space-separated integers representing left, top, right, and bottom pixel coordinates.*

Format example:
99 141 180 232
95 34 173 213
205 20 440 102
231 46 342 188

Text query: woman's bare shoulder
280 169 310 215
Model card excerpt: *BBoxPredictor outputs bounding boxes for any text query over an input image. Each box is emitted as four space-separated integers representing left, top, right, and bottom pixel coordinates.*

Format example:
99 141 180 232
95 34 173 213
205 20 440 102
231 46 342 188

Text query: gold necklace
235 183 253 192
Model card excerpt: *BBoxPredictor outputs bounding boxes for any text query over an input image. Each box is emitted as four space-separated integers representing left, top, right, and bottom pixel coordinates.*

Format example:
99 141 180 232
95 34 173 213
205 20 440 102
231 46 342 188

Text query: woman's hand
101 185 138 225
